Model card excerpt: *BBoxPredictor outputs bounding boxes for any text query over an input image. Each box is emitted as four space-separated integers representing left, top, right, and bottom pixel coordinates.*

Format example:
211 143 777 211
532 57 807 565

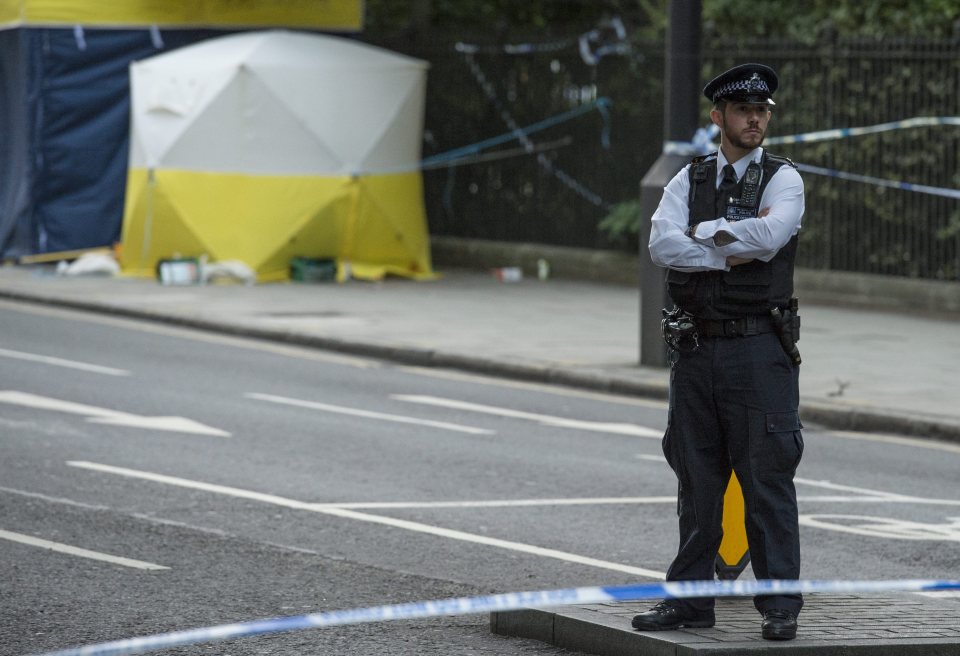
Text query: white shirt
648 147 805 272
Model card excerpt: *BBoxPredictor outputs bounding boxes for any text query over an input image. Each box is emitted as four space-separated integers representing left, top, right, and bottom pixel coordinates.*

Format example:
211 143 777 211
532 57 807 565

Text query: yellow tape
0 0 363 29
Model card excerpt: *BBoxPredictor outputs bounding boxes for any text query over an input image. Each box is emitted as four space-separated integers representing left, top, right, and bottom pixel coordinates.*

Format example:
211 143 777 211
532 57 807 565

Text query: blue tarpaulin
0 28 33 257
0 27 218 259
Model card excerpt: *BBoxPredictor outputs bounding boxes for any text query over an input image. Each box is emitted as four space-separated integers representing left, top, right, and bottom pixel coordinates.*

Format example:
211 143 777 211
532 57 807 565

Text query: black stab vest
666 152 799 319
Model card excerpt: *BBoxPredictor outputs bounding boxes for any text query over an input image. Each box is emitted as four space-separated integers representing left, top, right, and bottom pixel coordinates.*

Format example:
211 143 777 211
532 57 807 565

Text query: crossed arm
648 165 805 272
723 207 769 266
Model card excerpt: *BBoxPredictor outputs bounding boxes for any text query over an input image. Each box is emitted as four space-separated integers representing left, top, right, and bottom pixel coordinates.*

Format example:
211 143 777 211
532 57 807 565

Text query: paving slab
492 594 960 655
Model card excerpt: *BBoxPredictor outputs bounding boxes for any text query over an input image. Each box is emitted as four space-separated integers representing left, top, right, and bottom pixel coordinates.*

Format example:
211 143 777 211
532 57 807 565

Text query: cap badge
747 73 763 91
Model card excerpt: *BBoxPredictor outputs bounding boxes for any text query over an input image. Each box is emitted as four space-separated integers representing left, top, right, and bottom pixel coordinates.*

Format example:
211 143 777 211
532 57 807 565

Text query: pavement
1 261 958 442
2 260 960 656
492 593 960 655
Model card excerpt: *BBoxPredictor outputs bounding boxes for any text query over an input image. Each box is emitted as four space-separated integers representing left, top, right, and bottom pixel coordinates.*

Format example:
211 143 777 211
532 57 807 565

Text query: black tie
717 164 738 218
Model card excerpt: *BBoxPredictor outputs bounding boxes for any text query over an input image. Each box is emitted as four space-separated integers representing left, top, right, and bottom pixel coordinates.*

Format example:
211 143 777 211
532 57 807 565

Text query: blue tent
0 27 213 258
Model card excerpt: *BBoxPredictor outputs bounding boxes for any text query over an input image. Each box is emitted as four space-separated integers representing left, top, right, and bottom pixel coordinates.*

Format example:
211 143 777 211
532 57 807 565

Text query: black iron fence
714 37 960 280
371 32 960 281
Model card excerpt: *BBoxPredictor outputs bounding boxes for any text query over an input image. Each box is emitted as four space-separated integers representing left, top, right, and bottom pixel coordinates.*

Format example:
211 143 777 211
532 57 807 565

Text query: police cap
703 63 778 106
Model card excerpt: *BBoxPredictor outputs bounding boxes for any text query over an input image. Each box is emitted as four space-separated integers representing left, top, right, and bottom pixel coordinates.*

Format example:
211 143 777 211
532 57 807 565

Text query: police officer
632 63 805 641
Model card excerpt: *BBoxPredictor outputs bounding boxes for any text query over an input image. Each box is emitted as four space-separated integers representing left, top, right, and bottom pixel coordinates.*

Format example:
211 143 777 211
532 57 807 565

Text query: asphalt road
1 300 958 655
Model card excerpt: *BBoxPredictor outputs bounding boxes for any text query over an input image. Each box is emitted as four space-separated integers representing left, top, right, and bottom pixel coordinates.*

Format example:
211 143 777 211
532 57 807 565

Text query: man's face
712 102 772 151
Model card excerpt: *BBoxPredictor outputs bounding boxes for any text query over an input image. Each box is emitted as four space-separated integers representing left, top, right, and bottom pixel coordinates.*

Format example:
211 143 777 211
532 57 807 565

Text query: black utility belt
694 315 775 337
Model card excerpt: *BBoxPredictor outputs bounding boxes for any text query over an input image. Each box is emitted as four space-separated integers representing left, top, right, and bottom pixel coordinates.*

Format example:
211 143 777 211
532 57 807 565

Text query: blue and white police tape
349 97 610 178
765 116 960 146
664 116 960 199
664 124 720 156
420 97 613 169
457 52 612 210
455 16 628 66
665 115 960 155
795 162 960 200
34 578 960 656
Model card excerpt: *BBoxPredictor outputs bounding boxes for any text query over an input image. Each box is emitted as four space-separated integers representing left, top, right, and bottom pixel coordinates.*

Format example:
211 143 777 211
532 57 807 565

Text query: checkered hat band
714 77 770 99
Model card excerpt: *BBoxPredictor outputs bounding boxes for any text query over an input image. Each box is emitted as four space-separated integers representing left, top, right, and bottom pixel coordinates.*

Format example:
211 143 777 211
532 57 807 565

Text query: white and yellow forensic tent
0 0 362 261
120 30 435 282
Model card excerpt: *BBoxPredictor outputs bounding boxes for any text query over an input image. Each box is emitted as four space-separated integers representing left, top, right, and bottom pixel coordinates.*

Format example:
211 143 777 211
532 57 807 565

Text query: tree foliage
366 1 960 40
362 2 960 279
365 1 665 36
703 0 960 41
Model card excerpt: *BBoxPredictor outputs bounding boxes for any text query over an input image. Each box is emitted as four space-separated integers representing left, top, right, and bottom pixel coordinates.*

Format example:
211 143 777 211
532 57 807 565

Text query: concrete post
638 0 702 367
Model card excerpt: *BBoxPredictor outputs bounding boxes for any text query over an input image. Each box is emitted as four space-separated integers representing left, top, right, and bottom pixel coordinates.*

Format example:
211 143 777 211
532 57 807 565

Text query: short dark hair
713 99 772 114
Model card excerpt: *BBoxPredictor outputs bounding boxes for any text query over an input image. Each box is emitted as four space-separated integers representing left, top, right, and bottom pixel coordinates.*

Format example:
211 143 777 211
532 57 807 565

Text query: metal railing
375 32 960 281
707 37 960 279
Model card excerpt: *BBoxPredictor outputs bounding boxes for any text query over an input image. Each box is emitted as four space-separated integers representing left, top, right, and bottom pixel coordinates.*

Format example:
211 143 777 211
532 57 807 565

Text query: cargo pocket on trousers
751 410 804 480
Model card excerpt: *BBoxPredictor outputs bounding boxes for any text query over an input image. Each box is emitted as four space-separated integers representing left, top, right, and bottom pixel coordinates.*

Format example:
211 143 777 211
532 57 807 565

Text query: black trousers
662 331 804 616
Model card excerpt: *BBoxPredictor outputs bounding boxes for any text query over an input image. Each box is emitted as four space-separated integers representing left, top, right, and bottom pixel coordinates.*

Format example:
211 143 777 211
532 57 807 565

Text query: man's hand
713 230 736 246
712 208 770 247
725 208 772 266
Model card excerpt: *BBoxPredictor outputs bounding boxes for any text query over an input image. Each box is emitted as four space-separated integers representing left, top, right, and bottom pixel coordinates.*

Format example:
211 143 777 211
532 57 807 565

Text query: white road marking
828 429 960 455
265 495 960 509
392 394 663 438
0 299 378 369
622 471 960 506
88 415 229 434
0 485 238 541
0 391 230 437
794 477 906 499
0 485 113 511
314 496 679 509
637 454 960 505
795 479 960 540
67 461 666 579
398 366 668 409
246 392 494 436
0 347 130 376
0 529 169 570
635 454 667 462
0 391 124 418
798 515 960 541
796 496 960 505
0 480 946 515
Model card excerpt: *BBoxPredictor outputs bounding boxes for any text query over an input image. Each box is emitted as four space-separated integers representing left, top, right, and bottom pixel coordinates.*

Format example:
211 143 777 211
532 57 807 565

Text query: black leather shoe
761 609 798 640
632 601 715 631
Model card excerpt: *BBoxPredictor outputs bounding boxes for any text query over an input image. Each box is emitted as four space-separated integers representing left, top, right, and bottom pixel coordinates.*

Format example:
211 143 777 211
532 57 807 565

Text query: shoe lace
651 600 679 615
765 609 792 620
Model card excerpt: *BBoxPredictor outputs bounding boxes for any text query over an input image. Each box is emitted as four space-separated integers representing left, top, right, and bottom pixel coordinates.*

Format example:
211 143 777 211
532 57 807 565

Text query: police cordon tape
666 116 960 155
459 52 612 210
794 162 960 200
764 116 960 146
34 578 960 656
665 116 960 200
419 97 612 170
454 16 629 66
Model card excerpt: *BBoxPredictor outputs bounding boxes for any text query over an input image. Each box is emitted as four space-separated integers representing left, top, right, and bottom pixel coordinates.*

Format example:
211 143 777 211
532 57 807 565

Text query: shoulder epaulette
689 152 716 188
763 152 797 169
